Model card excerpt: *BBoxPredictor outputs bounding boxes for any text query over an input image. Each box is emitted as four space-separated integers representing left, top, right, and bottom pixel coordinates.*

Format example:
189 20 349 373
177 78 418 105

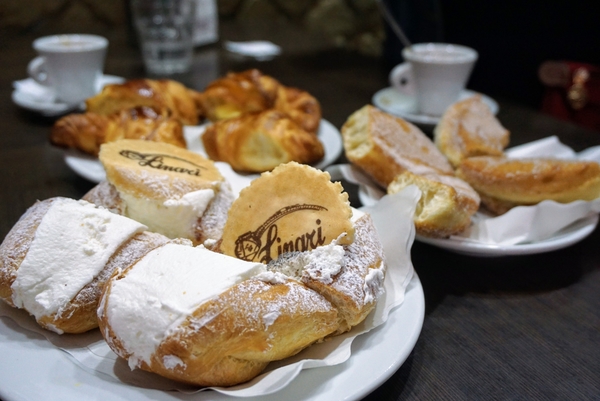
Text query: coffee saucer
372 87 499 127
11 75 125 117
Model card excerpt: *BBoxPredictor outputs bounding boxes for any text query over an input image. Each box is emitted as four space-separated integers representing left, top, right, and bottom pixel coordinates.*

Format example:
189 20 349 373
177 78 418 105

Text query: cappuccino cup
389 43 478 116
27 34 108 105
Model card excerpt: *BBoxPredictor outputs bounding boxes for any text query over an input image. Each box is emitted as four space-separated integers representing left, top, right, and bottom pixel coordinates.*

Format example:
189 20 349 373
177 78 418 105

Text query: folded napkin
224 40 282 60
328 136 600 246
13 78 57 103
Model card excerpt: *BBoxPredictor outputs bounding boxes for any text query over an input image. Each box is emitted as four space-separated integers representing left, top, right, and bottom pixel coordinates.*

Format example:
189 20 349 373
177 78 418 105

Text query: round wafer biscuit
99 139 224 200
220 162 354 263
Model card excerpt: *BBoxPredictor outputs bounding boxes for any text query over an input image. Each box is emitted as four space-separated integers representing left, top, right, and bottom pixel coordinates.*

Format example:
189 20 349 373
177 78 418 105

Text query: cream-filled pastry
84 139 234 245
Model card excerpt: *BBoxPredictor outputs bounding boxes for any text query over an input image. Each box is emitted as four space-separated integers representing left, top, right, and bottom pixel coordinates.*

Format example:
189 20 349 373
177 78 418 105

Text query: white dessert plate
372 87 499 127
64 119 343 183
0 273 424 401
416 214 599 257
11 75 125 117
358 186 599 257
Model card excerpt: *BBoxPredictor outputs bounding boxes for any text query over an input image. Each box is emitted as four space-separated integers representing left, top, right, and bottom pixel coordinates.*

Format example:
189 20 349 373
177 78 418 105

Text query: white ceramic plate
372 87 499 127
0 273 424 401
358 186 599 257
64 119 343 183
416 214 599 257
12 75 125 117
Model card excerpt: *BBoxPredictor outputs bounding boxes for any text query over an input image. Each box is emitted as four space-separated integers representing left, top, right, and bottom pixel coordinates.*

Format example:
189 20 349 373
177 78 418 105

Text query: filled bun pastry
387 171 480 238
85 79 203 125
0 197 168 334
201 109 325 173
199 69 322 133
50 106 186 157
456 156 600 214
434 96 510 168
342 105 454 188
98 162 386 386
83 139 234 245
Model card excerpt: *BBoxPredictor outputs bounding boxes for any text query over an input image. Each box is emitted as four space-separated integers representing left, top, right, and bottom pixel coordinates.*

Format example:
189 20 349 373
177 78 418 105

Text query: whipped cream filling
105 243 266 369
120 187 216 240
11 199 146 324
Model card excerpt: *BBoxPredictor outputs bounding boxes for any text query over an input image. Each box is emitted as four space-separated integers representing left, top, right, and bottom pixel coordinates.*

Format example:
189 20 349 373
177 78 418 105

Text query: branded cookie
99 139 224 200
96 139 233 243
220 162 354 263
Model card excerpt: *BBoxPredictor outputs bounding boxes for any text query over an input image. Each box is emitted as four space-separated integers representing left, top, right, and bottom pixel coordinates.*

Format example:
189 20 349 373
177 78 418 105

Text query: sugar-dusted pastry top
456 156 600 214
434 96 510 168
342 105 454 188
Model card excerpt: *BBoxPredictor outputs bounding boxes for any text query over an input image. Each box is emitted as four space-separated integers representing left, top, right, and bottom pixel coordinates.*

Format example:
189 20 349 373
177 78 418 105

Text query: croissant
50 106 186 157
85 79 203 125
202 110 325 173
199 69 322 133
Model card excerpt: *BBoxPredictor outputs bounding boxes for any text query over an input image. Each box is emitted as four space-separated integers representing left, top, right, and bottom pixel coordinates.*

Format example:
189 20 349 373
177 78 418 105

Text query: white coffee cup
389 43 478 116
27 34 108 105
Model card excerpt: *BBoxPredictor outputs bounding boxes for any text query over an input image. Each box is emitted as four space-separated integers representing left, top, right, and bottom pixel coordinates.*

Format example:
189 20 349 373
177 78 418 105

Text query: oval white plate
416 214 598 257
0 273 424 401
358 185 599 257
372 87 499 127
64 119 343 183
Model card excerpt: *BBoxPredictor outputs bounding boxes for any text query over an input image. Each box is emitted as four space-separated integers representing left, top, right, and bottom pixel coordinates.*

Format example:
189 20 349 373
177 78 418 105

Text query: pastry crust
342 105 454 188
199 69 322 133
202 110 324 173
387 171 480 237
0 197 168 334
456 156 600 213
50 106 186 157
434 96 510 168
85 79 203 125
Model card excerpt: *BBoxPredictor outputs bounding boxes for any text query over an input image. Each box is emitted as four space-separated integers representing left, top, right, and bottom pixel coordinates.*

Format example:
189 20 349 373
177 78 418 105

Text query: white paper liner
328 136 600 247
0 186 418 397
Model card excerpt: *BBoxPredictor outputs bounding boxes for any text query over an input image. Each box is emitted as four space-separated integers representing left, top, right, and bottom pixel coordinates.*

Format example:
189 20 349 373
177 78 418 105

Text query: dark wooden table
1 20 599 401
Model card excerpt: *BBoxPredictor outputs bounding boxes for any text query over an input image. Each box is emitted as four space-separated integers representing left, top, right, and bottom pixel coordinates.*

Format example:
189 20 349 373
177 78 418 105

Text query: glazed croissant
199 69 322 133
50 106 186 157
86 79 203 125
201 109 325 173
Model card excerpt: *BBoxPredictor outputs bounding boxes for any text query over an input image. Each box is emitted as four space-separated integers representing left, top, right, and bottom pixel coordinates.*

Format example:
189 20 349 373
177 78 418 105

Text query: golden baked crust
342 105 454 188
50 106 186 157
99 264 338 387
199 69 280 121
199 69 322 133
456 156 600 213
434 96 510 168
220 162 354 260
202 110 325 173
0 197 169 334
387 171 480 237
85 79 202 125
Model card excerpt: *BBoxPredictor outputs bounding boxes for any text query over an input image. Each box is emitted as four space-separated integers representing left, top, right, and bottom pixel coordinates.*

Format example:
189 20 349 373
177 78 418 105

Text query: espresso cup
389 43 478 116
27 34 108 105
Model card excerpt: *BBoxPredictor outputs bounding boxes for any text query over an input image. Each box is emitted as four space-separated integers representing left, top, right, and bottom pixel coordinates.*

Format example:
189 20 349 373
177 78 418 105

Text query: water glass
130 0 196 75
